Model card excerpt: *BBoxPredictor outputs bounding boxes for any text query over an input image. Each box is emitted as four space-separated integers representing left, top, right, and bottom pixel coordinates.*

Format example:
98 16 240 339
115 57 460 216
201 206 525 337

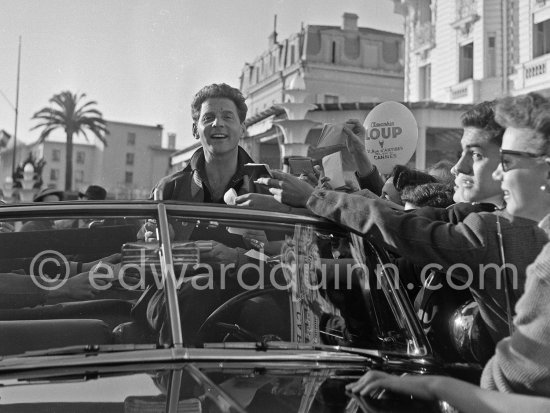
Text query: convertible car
0 200 482 412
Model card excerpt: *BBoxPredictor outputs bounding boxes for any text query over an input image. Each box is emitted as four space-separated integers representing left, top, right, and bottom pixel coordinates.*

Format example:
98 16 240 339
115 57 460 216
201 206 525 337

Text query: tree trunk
64 129 73 191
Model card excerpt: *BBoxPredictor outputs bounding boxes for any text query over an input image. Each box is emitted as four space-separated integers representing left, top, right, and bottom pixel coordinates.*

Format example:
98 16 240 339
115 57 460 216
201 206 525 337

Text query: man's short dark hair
391 164 438 192
495 92 550 156
461 100 504 146
401 182 455 209
191 83 248 123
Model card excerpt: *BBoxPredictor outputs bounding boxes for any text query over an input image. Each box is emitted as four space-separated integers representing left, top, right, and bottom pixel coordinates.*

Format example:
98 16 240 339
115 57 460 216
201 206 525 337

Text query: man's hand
138 219 175 242
241 229 268 250
0 222 15 233
343 118 374 176
82 253 121 273
298 164 332 190
234 193 291 212
200 241 239 266
48 272 108 301
255 170 315 208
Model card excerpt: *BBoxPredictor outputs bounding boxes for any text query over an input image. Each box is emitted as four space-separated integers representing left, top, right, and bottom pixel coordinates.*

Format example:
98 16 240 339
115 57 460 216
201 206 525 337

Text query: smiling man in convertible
145 83 292 345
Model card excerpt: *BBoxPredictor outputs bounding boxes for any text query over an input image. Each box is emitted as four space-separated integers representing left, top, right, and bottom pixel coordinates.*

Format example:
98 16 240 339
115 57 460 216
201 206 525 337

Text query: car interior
0 209 489 366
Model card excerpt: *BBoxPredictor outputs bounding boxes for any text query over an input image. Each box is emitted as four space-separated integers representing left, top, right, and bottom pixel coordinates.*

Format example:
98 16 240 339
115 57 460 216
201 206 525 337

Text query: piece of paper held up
317 123 346 148
244 249 271 262
322 152 346 189
224 188 238 205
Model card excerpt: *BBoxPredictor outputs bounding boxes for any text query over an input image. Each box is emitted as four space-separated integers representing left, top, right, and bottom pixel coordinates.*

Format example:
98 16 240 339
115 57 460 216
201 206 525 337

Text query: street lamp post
11 36 22 178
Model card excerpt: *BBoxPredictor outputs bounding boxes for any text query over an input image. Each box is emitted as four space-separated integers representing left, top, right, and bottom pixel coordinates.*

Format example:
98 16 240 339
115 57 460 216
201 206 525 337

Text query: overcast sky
0 0 403 150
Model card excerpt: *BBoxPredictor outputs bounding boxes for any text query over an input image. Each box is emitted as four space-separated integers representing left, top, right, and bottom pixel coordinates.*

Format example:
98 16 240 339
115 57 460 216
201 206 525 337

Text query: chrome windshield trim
0 201 326 226
184 364 247 413
368 242 431 356
157 202 184 347
166 369 184 413
0 348 382 381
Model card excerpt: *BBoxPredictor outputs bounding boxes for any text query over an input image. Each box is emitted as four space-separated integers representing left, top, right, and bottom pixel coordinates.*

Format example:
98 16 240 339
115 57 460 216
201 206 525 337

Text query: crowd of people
3 81 550 411
147 83 550 412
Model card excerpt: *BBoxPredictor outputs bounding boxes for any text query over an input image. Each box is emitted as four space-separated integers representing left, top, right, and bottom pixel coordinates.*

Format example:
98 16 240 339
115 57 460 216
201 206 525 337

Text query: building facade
240 13 405 115
1 120 174 200
233 11 472 175
391 0 550 103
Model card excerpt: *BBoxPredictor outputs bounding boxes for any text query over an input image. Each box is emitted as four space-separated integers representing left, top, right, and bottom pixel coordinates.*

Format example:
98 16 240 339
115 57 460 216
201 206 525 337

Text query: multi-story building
1 120 175 199
241 13 405 115
95 121 174 199
391 0 550 103
235 11 470 175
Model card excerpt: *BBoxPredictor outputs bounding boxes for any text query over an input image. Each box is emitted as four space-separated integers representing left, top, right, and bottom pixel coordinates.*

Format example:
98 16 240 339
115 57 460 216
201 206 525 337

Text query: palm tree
31 91 107 191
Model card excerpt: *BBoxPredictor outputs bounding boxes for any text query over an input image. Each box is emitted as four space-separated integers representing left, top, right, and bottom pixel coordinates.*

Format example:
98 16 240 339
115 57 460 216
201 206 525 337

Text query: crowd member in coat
346 92 550 412
480 93 550 396
256 94 549 347
344 101 505 222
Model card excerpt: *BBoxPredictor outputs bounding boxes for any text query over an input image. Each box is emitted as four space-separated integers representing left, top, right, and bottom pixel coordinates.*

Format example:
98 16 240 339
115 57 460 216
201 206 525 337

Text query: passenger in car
142 83 297 344
149 83 275 206
258 93 550 349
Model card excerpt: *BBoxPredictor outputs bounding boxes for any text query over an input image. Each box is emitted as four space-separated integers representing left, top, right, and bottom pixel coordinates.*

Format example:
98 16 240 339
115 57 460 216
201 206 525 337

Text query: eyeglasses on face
499 149 545 172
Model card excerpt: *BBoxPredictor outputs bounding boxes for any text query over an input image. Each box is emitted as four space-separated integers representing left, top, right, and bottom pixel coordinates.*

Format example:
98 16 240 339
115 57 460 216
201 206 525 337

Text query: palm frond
31 90 109 188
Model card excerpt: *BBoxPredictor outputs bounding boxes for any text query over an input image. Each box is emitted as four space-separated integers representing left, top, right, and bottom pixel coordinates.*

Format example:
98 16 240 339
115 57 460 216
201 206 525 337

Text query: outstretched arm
343 118 384 195
347 371 550 413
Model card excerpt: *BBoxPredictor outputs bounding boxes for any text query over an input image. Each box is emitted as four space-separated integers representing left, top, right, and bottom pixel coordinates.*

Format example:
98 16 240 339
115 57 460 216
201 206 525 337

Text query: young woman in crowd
346 93 550 411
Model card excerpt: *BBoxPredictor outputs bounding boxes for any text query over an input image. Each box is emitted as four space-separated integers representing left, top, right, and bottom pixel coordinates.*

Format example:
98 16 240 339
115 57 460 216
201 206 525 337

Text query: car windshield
0 202 425 358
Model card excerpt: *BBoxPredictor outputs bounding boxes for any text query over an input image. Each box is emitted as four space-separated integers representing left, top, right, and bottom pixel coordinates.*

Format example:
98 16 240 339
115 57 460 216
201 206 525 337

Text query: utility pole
11 36 21 177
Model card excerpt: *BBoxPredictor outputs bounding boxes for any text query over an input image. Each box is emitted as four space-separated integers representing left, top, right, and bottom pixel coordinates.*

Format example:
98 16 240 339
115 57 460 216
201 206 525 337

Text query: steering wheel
196 287 283 344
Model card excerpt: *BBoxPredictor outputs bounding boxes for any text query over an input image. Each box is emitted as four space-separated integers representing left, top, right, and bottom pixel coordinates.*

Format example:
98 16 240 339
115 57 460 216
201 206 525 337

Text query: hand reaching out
343 118 374 176
255 170 315 208
346 370 437 401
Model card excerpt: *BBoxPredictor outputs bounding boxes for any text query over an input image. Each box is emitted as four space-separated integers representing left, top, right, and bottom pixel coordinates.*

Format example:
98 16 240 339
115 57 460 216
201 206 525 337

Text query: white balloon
363 101 418 174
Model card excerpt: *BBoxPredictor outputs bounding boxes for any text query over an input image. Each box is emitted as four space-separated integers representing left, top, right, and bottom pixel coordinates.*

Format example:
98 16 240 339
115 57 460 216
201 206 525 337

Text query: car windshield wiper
3 343 159 359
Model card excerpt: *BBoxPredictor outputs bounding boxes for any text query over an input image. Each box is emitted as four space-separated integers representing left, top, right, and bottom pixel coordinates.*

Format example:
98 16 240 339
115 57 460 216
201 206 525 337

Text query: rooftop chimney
342 12 358 31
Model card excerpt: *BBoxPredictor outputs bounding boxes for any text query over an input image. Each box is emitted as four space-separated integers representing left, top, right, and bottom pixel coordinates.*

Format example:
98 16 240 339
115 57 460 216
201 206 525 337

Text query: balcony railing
515 54 550 91
525 60 547 79
449 78 479 102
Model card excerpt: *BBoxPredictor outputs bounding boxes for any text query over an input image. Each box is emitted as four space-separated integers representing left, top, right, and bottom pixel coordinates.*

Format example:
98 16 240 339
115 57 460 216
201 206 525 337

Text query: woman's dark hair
191 83 248 123
391 164 438 193
401 182 455 208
